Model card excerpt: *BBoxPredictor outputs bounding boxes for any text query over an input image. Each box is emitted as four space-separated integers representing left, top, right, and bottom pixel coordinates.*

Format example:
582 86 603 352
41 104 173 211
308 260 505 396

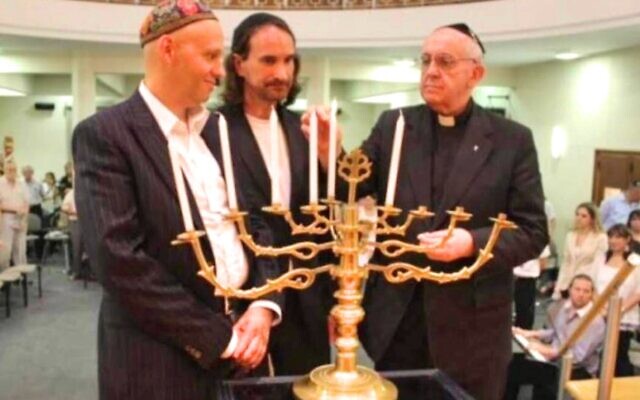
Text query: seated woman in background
594 223 640 376
554 202 608 299
42 172 59 210
628 209 640 252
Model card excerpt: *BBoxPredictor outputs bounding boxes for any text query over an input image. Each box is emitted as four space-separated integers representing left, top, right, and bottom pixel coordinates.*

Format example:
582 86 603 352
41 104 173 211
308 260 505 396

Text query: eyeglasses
420 53 477 71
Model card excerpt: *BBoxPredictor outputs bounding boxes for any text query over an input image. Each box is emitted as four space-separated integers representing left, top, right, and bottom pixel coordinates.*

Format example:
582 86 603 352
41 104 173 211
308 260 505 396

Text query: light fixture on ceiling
0 87 25 97
392 59 415 68
555 52 580 61
355 92 410 108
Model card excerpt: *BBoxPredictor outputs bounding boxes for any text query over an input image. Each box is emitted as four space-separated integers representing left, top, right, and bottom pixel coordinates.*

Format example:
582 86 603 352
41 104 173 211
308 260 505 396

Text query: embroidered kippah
139 0 217 47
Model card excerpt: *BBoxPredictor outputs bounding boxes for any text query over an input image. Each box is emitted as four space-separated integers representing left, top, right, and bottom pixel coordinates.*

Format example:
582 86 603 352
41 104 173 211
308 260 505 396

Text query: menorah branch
374 206 471 250
374 211 515 258
172 230 333 300
368 249 493 285
227 209 335 260
368 213 517 284
262 203 335 235
374 205 433 236
199 263 333 300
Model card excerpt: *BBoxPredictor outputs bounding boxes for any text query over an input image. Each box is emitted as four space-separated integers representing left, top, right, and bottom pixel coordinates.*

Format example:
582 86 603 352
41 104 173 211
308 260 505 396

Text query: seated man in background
600 180 640 231
506 274 605 400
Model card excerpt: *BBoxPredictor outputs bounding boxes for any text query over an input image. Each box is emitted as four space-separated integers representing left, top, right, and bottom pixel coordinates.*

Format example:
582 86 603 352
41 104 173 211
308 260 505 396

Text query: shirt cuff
220 330 238 359
249 300 282 326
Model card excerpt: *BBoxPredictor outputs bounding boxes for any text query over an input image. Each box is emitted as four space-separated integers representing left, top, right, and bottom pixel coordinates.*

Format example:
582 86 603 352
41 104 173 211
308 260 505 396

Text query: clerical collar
434 101 473 128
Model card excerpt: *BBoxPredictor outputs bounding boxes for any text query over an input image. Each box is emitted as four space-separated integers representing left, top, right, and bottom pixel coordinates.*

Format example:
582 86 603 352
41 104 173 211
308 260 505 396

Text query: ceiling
2 22 640 68
300 23 640 66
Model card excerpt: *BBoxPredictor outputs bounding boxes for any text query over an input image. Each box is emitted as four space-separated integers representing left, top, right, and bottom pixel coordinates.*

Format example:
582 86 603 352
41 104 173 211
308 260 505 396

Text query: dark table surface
216 369 473 400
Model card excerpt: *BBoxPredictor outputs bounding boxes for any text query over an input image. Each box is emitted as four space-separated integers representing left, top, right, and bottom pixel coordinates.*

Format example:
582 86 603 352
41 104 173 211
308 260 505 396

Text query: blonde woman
554 202 608 299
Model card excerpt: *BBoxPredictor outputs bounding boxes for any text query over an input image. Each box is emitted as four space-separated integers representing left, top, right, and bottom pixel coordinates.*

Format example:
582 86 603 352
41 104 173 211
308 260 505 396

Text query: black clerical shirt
430 101 474 207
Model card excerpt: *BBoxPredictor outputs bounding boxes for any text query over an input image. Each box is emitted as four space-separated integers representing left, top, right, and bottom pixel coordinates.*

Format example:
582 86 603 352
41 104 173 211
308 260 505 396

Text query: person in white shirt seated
505 274 605 400
594 223 640 376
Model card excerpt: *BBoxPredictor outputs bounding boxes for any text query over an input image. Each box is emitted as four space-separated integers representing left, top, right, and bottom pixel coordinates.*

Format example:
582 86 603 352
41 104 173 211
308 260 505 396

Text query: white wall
0 74 120 179
3 43 640 237
332 81 383 151
511 46 640 246
0 94 70 179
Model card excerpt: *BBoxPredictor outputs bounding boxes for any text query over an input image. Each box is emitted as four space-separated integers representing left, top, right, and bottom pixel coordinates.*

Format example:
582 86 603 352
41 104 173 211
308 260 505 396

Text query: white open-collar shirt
139 82 280 357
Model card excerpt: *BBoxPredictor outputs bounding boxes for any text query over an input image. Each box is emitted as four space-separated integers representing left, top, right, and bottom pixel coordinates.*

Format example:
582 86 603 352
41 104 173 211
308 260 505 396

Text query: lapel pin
473 145 479 152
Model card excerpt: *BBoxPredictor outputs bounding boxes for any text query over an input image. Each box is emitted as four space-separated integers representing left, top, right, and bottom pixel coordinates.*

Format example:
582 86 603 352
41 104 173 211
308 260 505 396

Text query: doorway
592 150 640 205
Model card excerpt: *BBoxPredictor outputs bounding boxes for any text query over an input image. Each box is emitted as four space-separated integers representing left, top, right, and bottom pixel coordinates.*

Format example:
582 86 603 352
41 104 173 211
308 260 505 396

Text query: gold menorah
172 149 517 400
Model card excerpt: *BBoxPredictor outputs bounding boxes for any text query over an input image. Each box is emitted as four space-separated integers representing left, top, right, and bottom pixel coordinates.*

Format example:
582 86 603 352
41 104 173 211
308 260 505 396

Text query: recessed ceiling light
0 87 25 97
393 59 415 68
355 92 407 105
555 52 580 61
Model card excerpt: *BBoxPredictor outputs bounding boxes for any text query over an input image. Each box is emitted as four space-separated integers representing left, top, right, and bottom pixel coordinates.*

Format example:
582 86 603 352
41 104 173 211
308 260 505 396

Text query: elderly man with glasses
341 24 549 399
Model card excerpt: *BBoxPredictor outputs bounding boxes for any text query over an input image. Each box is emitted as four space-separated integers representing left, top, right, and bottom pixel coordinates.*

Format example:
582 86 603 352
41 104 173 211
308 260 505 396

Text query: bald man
352 24 548 398
72 2 282 399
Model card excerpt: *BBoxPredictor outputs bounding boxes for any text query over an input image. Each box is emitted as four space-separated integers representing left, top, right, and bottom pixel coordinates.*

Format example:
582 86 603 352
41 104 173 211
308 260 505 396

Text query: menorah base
292 365 397 400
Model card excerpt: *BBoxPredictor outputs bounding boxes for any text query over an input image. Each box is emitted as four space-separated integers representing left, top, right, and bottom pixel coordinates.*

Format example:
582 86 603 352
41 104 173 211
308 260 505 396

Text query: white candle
218 113 238 210
327 99 337 199
309 111 319 204
385 111 405 206
269 107 281 205
168 145 194 231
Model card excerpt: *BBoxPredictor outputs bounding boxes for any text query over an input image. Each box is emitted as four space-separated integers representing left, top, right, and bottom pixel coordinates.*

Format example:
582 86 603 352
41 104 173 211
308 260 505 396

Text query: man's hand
231 307 274 370
418 228 475 262
527 341 557 361
301 105 343 171
512 326 538 339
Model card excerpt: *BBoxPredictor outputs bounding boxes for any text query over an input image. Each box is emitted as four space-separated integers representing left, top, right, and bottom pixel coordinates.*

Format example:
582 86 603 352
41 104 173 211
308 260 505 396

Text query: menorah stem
294 202 397 399
332 204 365 375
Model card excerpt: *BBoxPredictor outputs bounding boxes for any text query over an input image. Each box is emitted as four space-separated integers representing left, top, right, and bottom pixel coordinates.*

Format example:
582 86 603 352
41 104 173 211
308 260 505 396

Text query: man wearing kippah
218 13 333 375
72 1 283 399
310 24 548 399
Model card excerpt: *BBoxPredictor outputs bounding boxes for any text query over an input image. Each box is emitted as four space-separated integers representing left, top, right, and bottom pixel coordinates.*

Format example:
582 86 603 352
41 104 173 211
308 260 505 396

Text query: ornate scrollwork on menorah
171 145 517 400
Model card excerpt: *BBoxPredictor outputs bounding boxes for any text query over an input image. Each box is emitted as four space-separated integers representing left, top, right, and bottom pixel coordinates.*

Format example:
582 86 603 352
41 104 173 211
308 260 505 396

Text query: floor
0 262 100 400
1 261 639 400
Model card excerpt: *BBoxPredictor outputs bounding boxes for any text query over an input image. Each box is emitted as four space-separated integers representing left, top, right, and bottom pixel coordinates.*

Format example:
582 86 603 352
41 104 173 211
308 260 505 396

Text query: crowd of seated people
509 186 640 397
0 156 86 280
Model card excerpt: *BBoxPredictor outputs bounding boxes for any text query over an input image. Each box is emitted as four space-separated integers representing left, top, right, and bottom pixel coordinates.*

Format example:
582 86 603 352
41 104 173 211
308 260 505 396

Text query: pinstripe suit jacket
73 92 281 400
